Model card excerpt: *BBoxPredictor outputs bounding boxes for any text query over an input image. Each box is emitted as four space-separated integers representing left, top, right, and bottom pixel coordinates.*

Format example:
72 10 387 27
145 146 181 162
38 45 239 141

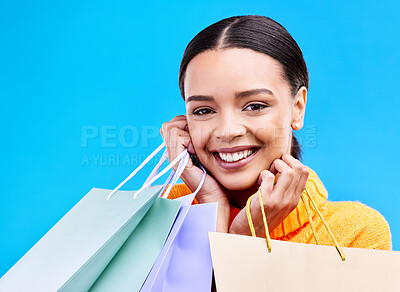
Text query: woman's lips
213 148 260 170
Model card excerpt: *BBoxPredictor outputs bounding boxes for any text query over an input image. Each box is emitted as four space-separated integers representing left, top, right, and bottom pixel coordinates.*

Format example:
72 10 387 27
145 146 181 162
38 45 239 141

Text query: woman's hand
161 115 231 232
228 153 309 237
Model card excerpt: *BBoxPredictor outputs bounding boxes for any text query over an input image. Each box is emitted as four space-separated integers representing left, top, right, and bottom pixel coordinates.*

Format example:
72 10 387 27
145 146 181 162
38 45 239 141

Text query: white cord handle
106 142 166 200
106 141 206 201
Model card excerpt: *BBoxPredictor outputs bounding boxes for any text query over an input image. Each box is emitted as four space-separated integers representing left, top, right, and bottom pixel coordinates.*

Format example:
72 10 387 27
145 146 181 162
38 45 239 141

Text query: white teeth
218 149 255 162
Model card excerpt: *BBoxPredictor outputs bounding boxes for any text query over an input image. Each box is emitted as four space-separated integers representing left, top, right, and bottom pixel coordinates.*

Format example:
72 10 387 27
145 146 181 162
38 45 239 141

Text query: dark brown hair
179 15 308 161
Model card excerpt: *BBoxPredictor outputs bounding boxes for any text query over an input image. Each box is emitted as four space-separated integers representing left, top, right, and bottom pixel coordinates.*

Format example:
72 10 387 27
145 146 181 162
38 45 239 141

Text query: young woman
160 15 391 250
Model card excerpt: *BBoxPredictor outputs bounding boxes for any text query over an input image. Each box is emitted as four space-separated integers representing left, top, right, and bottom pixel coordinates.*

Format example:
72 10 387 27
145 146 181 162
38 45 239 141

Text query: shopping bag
209 232 400 291
210 188 400 291
141 199 217 292
140 193 196 291
0 186 162 292
159 202 217 291
88 196 181 292
0 142 197 292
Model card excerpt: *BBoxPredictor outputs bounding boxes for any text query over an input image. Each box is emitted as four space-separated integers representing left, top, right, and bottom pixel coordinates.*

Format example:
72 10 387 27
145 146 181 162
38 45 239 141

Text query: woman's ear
291 86 307 130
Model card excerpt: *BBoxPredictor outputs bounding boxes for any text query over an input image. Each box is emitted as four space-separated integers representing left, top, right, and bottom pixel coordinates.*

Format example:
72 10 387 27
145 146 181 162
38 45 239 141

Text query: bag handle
302 188 346 261
158 169 176 198
142 148 169 189
140 146 190 198
246 187 346 261
132 147 189 199
141 148 181 197
158 150 206 199
106 142 166 200
161 149 188 198
106 142 206 201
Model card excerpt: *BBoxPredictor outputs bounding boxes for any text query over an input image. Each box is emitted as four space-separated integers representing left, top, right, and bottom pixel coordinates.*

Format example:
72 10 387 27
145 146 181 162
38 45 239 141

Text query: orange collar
269 166 328 239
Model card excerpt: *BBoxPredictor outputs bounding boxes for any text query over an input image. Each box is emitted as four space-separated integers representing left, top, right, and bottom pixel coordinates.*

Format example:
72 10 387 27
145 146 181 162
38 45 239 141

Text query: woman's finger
282 154 308 201
160 118 192 171
268 158 294 196
160 123 206 192
162 127 190 156
293 166 310 197
281 154 306 199
161 118 188 136
258 170 275 195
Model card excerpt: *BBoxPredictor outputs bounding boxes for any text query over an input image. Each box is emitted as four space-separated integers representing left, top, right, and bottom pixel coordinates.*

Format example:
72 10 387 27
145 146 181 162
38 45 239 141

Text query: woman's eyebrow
186 88 274 103
235 88 274 99
186 95 214 103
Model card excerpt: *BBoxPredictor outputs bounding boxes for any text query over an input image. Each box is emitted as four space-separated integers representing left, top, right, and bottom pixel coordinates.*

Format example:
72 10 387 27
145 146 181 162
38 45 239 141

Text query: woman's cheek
264 123 288 149
190 128 212 163
253 127 283 169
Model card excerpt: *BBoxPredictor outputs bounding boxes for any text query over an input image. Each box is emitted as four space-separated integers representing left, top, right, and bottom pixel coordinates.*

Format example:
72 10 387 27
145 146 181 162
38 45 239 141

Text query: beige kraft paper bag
209 232 400 292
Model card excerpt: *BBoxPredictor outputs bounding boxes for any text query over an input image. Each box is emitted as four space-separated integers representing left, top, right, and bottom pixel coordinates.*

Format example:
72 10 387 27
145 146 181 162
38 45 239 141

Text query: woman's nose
213 113 247 142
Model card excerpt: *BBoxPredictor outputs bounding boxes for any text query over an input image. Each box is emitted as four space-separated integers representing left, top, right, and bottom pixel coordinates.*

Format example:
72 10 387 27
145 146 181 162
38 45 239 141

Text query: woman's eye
193 108 214 116
244 103 268 111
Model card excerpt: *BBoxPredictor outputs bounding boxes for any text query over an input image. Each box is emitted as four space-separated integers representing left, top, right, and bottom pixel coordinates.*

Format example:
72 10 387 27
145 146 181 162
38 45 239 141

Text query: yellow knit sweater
166 166 392 250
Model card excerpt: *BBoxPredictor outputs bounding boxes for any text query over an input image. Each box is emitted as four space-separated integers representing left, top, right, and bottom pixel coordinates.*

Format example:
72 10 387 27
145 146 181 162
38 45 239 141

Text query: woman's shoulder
324 200 392 250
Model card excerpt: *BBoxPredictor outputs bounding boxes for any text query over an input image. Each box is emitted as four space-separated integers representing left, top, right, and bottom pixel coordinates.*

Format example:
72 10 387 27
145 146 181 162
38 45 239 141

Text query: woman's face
185 48 306 190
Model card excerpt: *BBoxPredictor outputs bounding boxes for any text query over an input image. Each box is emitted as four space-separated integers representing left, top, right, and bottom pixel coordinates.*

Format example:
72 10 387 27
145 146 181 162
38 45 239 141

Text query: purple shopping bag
140 193 195 291
141 200 217 292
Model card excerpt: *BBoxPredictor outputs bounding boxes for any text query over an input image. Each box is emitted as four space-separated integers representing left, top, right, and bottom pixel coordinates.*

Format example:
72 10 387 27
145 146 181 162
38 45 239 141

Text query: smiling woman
160 15 391 251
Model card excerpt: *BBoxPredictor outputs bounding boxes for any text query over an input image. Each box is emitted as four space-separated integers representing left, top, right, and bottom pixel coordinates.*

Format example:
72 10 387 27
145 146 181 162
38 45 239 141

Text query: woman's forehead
184 48 290 100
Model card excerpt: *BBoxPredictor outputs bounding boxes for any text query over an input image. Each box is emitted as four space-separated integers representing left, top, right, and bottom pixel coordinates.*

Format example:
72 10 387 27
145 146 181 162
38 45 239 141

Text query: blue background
1 0 399 277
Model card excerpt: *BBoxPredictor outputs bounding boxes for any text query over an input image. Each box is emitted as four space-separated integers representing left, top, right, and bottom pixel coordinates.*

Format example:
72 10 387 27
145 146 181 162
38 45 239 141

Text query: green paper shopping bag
0 142 189 292
0 187 164 292
88 197 181 292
